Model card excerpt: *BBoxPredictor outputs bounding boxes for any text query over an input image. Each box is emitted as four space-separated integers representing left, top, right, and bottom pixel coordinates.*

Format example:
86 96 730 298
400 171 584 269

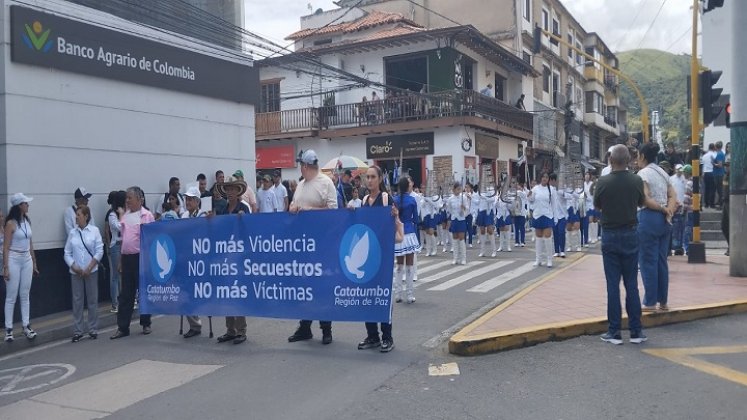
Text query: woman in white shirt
347 188 363 209
475 189 497 257
549 174 568 258
527 173 558 267
3 193 38 342
494 196 512 253
64 205 104 342
447 183 470 265
512 183 528 248
637 143 677 312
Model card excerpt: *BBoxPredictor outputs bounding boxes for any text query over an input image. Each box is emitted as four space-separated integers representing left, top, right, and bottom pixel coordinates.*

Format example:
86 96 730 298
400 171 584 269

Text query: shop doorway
377 158 424 190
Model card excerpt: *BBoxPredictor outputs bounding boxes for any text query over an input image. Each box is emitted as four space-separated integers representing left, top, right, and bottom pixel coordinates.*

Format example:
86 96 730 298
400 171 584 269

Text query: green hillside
617 49 691 148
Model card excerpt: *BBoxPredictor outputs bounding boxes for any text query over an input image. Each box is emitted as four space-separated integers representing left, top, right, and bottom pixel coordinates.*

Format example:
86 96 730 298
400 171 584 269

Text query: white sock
545 238 554 265
534 236 543 264
479 233 486 255
394 265 404 300
490 232 497 252
405 265 415 301
460 240 467 263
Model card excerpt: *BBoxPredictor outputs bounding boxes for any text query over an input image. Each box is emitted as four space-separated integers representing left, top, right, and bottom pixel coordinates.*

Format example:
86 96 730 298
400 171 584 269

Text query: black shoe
287 329 313 342
674 248 684 256
183 329 201 338
142 326 152 335
380 338 394 352
322 330 333 345
357 336 381 350
233 334 247 344
72 334 83 343
110 330 129 340
217 333 236 343
89 332 98 340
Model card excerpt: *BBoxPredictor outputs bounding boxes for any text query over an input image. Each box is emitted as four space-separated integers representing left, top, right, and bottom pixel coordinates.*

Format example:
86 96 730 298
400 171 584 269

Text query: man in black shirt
594 145 647 345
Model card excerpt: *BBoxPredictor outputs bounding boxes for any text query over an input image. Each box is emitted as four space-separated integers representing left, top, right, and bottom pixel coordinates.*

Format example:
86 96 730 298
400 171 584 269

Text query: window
552 71 560 107
522 50 532 64
543 65 551 93
584 47 594 66
552 18 559 35
585 91 603 114
524 0 531 21
260 81 280 113
567 33 573 58
542 9 549 31
494 74 506 102
576 41 583 65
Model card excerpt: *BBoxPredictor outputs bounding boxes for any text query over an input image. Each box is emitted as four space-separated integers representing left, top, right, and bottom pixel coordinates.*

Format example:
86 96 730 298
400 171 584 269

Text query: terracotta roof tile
286 10 421 40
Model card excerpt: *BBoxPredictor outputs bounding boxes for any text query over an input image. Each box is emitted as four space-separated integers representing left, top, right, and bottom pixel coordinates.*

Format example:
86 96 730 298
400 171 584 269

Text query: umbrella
321 155 369 175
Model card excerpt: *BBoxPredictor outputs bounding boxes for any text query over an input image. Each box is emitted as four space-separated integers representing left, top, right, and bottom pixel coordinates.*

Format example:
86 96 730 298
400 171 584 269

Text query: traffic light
726 103 731 128
703 0 725 13
700 70 723 126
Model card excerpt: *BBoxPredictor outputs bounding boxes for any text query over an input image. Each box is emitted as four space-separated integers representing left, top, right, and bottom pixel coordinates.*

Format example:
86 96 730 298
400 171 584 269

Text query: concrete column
730 0 747 276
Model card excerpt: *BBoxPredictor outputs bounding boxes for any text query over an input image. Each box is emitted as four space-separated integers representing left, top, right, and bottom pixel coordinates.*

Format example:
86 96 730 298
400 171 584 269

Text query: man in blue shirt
713 141 726 208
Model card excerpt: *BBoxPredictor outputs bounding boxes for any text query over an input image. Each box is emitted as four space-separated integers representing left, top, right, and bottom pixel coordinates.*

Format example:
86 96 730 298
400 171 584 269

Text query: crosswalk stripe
467 262 537 293
416 260 456 276
413 262 488 288
427 260 514 291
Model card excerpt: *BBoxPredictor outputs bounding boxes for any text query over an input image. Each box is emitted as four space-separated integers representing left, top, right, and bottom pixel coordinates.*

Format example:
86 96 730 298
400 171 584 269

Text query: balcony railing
256 90 534 137
603 75 618 93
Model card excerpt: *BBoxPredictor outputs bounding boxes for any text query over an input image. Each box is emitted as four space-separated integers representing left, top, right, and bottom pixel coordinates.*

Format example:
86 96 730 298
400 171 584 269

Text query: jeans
683 212 694 253
714 174 724 206
580 215 589 245
638 209 672 307
466 215 474 245
71 272 98 334
513 216 526 244
365 322 392 341
601 227 642 334
4 252 33 329
552 218 567 253
108 243 121 307
704 172 715 207
670 213 685 251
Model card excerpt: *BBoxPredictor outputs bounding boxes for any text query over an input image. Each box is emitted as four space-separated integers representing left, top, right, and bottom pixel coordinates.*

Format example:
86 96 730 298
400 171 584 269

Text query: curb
0 309 119 358
449 255 747 356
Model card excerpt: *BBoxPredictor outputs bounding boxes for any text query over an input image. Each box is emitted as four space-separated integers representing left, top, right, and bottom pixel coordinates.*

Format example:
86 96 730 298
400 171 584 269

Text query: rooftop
286 10 420 40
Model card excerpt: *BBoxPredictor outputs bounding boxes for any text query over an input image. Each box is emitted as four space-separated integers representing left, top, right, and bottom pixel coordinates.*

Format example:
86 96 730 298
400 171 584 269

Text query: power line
612 0 649 51
632 0 670 53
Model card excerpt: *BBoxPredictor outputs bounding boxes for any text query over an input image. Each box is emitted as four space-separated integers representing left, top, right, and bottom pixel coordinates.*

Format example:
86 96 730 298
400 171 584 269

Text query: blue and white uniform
394 193 421 256
475 193 496 227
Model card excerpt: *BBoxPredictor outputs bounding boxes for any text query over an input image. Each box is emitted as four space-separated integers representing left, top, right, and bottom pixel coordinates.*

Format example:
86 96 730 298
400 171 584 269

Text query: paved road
12 245 747 419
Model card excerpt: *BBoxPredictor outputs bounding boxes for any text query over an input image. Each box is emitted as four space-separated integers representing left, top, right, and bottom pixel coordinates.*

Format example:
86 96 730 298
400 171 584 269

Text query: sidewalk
450 253 747 356
1 303 119 357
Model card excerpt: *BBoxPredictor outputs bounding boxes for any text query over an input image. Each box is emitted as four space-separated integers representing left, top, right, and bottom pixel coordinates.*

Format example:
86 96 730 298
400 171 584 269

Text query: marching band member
464 184 475 248
440 192 451 253
566 187 583 253
408 179 420 281
475 188 497 257
528 173 558 267
494 196 513 253
581 172 596 246
549 174 568 258
421 193 439 256
447 183 470 265
393 176 420 303
513 183 528 247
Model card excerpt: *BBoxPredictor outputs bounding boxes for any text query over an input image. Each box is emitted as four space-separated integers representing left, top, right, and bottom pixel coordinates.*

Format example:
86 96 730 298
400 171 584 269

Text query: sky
244 0 694 55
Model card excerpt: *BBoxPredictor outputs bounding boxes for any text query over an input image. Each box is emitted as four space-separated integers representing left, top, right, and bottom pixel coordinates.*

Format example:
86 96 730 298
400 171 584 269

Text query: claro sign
366 133 435 160
10 5 259 105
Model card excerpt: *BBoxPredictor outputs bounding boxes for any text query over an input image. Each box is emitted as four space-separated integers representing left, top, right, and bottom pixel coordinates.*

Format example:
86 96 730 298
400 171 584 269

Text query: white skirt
395 233 421 255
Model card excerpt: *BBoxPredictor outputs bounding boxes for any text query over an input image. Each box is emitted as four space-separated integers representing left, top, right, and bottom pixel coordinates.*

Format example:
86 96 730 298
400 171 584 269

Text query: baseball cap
344 169 352 176
273 170 281 177
675 164 684 171
233 169 244 178
74 187 92 200
262 174 272 182
683 164 692 174
296 150 319 165
185 183 201 198
10 193 33 207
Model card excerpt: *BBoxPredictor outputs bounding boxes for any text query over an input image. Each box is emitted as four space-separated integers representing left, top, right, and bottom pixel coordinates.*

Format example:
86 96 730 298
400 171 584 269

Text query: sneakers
560 252 566 258
322 330 333 345
576 247 582 252
630 332 648 344
357 336 381 350
287 329 313 342
407 296 416 304
110 306 118 313
600 332 623 345
380 338 394 352
5 329 13 343
72 334 83 343
23 325 37 340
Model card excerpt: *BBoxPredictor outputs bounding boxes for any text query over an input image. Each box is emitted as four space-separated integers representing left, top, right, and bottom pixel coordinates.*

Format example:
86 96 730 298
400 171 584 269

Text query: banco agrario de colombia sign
10 5 258 104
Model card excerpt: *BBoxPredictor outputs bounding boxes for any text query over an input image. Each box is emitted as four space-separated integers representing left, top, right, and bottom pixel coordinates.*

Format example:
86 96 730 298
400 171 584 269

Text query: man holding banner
180 184 207 338
287 150 339 345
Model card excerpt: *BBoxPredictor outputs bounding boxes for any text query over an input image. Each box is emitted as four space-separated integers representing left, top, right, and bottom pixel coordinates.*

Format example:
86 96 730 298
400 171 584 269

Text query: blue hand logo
150 234 176 283
339 224 381 284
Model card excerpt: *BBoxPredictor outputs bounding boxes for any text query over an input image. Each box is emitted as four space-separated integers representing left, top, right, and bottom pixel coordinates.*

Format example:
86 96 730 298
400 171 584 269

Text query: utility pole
688 0 706 263
730 0 747 276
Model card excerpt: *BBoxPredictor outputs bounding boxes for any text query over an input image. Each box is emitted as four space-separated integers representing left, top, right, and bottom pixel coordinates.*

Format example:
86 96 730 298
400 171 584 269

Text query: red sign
256 145 296 169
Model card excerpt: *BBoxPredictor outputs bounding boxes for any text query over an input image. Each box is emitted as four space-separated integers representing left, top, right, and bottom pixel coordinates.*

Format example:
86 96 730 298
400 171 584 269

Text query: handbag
77 229 105 272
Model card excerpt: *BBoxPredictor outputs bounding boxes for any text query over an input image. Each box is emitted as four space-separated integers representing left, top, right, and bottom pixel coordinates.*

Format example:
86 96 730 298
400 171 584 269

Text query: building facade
256 11 536 190
1 0 258 320
336 0 626 180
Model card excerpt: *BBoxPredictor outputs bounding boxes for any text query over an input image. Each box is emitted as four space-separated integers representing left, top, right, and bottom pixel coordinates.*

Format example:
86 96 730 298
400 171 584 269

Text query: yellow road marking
644 345 747 387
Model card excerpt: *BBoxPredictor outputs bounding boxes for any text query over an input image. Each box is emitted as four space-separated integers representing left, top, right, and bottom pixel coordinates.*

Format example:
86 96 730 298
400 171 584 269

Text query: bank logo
22 21 53 53
340 224 381 284
150 235 176 283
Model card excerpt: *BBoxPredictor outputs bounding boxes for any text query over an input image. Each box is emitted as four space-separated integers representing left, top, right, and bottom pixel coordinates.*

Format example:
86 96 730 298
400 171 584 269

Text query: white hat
296 149 319 165
10 193 33 207
185 183 201 198
675 164 684 171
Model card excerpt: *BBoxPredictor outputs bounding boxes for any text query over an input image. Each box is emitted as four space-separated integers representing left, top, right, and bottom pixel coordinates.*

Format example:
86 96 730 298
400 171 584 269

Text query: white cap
675 164 684 171
184 183 201 198
296 150 319 165
10 193 33 207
